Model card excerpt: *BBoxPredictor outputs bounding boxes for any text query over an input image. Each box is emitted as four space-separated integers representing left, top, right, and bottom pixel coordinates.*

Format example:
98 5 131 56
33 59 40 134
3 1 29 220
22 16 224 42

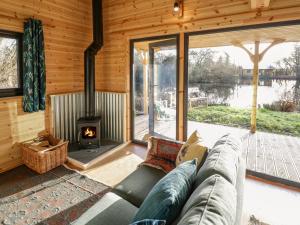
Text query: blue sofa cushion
132 160 197 224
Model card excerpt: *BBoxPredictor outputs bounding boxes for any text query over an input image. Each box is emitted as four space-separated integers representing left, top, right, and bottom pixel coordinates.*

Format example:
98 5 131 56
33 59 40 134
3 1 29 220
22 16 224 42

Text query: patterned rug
0 165 110 225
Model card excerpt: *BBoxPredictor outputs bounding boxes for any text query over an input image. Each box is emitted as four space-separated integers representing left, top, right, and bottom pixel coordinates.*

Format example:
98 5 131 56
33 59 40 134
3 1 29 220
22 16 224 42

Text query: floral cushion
141 137 183 173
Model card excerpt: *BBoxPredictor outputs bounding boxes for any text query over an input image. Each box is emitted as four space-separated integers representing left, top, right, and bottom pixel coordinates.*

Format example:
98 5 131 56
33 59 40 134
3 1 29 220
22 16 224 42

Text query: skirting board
67 142 130 170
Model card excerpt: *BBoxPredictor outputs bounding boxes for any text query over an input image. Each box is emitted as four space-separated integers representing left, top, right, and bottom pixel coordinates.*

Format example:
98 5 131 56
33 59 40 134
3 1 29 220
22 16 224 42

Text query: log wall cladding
0 0 92 172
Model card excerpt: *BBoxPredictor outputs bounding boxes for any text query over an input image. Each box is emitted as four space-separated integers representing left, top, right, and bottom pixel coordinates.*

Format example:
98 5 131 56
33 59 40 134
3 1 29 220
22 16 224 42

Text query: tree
188 48 240 104
276 44 300 105
275 44 300 78
188 49 214 83
154 52 176 91
0 38 17 88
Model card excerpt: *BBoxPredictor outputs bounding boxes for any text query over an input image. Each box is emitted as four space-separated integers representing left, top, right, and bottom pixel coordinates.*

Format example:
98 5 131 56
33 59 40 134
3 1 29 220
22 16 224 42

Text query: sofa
73 134 246 225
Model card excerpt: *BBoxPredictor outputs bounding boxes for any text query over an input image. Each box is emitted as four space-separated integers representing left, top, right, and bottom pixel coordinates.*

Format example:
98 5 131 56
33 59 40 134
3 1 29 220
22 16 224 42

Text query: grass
188 105 300 137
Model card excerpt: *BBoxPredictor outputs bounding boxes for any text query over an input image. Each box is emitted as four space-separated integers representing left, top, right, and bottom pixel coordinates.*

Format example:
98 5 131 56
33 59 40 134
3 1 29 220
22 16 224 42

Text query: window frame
0 29 23 98
183 19 300 140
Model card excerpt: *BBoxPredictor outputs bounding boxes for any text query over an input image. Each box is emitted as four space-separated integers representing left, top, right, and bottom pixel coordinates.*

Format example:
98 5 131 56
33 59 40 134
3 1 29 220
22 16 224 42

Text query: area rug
0 165 110 225
248 215 271 225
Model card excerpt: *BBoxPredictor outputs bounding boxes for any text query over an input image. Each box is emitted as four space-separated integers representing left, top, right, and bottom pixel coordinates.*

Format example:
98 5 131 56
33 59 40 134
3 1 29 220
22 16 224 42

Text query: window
0 30 22 98
185 23 300 143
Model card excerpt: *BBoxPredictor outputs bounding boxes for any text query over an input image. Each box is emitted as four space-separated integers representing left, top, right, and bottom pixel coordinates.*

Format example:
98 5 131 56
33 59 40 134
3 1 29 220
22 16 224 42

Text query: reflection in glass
132 38 178 141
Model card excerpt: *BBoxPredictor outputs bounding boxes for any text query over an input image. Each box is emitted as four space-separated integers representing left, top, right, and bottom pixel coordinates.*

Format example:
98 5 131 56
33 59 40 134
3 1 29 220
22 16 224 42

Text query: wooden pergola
233 39 284 132
189 24 300 133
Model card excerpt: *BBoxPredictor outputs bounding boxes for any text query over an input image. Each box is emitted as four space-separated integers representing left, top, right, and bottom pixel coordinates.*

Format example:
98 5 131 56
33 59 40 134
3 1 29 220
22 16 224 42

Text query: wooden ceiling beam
251 0 271 9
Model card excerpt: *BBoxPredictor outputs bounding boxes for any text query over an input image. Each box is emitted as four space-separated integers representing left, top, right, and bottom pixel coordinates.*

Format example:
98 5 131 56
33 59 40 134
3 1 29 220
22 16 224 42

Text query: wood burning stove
77 117 101 147
76 0 103 148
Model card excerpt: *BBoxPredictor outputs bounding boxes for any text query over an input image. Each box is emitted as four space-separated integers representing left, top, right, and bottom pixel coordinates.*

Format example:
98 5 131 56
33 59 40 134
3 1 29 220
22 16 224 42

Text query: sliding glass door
131 36 178 142
185 23 300 146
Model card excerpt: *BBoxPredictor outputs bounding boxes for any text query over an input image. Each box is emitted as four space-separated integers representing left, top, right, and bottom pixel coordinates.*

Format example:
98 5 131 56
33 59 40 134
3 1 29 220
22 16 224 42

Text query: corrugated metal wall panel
50 92 125 143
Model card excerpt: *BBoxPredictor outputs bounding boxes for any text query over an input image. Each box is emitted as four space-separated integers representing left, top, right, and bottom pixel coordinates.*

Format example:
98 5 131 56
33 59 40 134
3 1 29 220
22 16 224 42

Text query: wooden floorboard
256 132 265 174
245 132 300 184
262 133 274 177
286 136 300 181
271 133 285 179
247 133 257 171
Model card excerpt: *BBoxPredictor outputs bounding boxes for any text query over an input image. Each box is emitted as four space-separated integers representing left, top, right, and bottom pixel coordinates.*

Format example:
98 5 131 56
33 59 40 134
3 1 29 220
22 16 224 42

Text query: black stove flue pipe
84 0 103 118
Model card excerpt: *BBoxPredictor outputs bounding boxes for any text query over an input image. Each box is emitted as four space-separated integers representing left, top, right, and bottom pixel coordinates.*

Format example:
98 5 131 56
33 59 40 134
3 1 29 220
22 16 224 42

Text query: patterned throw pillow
176 130 208 167
141 136 183 173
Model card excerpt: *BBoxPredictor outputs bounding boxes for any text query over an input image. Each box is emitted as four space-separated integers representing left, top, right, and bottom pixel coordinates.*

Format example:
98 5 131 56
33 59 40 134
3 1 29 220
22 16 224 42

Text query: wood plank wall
0 0 92 172
97 0 300 141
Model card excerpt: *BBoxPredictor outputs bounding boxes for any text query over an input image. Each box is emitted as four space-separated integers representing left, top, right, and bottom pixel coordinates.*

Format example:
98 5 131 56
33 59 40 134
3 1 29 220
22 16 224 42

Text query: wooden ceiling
189 24 300 48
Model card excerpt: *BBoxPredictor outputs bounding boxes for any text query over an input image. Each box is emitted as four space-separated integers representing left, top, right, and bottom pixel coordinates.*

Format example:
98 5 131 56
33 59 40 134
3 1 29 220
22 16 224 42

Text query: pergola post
251 41 260 133
233 39 284 133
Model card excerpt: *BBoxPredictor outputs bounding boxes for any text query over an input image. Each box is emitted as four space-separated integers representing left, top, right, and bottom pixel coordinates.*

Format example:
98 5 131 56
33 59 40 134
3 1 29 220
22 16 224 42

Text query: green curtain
23 19 46 112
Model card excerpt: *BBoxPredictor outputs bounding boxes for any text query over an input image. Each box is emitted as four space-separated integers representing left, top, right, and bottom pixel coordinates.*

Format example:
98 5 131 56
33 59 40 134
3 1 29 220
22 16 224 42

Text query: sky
0 38 15 46
201 42 297 69
141 41 298 69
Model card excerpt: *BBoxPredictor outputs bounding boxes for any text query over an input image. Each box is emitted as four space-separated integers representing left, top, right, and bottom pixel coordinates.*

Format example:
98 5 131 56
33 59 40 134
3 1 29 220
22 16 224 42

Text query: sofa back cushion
194 134 241 188
176 174 237 225
132 160 197 225
212 134 242 156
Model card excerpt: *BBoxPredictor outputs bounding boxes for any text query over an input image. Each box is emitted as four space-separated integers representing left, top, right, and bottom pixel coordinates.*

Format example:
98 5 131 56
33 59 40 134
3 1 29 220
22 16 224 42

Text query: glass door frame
130 34 180 144
183 19 300 141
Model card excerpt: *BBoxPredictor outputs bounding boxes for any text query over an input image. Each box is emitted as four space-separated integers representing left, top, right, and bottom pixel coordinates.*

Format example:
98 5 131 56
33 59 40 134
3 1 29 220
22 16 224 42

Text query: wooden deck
242 132 300 184
135 116 300 184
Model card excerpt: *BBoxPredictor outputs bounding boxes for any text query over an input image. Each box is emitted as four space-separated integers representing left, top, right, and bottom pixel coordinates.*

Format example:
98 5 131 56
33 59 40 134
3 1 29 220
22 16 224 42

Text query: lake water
190 79 298 109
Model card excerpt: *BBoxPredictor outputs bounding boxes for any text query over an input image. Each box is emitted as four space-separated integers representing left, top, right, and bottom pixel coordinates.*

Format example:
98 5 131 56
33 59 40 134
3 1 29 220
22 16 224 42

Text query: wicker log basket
21 135 68 174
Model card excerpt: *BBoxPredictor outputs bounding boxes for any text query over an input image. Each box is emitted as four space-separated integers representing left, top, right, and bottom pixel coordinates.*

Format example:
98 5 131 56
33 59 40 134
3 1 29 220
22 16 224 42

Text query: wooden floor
135 116 300 184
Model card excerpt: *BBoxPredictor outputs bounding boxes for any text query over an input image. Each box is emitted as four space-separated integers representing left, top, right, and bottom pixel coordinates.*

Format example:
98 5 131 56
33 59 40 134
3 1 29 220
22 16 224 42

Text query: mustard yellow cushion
186 130 201 145
176 142 208 166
